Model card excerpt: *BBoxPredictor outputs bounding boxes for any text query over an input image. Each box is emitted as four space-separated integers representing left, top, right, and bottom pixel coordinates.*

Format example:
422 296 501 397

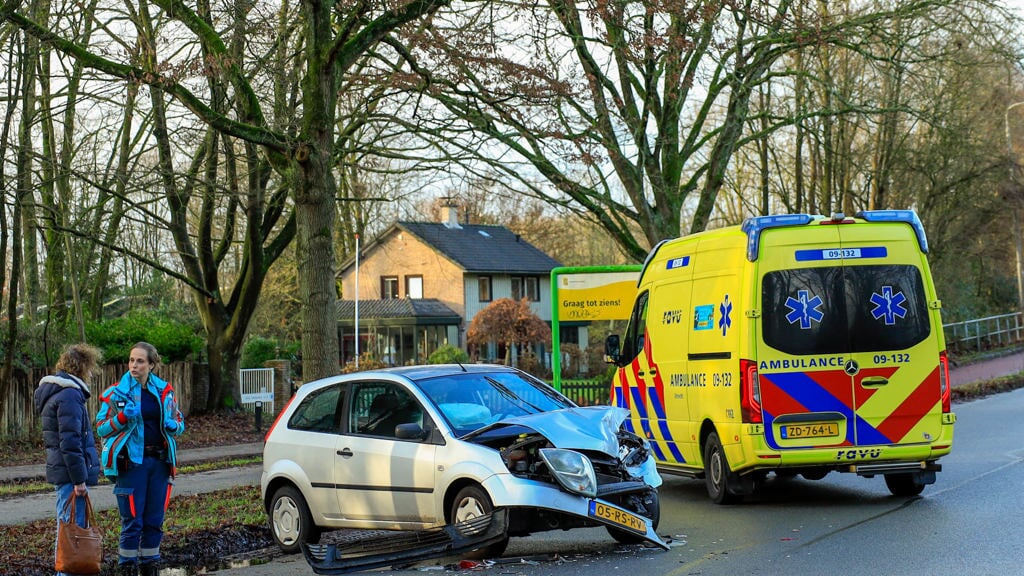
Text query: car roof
301 363 522 392
378 363 519 380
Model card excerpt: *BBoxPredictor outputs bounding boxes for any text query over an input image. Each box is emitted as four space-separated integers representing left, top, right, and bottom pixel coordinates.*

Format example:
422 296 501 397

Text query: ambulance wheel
606 490 660 544
450 485 509 559
801 470 829 481
884 473 926 497
269 485 321 554
704 432 742 504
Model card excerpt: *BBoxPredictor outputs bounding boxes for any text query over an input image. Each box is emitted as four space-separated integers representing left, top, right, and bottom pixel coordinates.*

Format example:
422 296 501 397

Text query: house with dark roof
336 206 573 366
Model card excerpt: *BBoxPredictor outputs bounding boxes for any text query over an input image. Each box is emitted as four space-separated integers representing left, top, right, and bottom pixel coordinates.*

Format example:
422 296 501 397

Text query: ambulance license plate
780 422 838 439
588 501 646 534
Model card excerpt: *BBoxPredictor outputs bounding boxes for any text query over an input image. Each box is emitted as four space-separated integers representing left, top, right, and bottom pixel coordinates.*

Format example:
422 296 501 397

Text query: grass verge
0 485 270 576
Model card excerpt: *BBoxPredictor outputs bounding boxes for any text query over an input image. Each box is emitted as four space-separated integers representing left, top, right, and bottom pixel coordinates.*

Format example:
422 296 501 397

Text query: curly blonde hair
55 343 103 379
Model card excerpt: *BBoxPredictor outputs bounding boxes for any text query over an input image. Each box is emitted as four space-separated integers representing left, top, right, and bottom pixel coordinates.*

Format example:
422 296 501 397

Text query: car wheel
269 485 321 554
606 489 660 544
884 473 927 497
450 485 509 559
704 432 742 504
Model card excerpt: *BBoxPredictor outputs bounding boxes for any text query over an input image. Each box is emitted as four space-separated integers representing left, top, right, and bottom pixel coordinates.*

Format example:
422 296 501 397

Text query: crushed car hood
467 405 629 455
464 405 662 488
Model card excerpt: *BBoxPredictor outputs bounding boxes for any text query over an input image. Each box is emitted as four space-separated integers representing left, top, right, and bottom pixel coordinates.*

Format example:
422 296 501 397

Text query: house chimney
443 198 462 229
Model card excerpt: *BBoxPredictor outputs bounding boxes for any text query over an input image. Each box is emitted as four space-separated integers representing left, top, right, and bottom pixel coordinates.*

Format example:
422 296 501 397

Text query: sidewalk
949 350 1024 387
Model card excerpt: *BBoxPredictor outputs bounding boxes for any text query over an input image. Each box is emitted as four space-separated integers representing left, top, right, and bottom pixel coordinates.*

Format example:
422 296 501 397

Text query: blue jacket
33 372 100 486
95 372 184 478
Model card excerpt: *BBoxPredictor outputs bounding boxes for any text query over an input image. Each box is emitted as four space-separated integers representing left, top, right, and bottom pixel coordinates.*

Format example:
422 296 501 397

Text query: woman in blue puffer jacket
33 343 103 576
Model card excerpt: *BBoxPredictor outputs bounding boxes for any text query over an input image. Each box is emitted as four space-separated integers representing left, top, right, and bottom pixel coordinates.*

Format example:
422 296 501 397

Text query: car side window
349 383 423 439
287 384 344 433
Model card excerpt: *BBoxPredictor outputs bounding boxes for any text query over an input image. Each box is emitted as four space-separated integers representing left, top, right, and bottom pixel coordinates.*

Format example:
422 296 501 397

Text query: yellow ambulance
604 211 955 503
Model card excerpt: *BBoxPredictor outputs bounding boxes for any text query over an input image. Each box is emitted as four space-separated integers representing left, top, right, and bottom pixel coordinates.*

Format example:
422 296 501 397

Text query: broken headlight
539 448 597 497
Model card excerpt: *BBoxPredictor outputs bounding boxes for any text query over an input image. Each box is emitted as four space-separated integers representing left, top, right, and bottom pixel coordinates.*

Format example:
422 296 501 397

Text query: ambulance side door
648 280 694 466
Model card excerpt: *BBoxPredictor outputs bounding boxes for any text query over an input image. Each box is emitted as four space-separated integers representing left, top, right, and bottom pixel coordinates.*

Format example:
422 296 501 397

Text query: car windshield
416 371 575 436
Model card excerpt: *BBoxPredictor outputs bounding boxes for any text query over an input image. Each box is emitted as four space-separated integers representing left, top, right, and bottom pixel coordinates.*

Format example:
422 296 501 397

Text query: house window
512 276 540 302
406 275 423 299
478 276 492 302
381 276 399 299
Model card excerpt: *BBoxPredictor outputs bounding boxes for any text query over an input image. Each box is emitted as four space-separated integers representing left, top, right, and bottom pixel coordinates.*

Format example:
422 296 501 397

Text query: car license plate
780 422 838 439
588 501 646 534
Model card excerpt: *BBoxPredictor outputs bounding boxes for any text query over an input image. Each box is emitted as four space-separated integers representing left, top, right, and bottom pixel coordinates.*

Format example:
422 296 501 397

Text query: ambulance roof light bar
740 214 817 261
854 210 929 254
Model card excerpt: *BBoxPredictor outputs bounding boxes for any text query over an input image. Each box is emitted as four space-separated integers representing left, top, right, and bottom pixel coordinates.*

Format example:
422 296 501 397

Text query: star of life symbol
870 285 907 325
785 289 824 329
719 295 732 336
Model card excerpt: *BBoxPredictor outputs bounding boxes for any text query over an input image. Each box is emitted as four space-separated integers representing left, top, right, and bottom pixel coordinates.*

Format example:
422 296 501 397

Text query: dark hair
131 341 162 367
55 343 103 379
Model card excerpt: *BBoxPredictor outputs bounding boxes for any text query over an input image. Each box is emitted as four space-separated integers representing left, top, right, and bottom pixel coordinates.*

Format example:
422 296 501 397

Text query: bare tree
384 0 1009 261
0 0 456 383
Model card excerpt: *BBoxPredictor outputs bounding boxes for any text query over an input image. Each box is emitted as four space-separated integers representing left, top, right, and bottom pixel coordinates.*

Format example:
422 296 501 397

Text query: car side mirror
604 334 621 365
395 422 428 441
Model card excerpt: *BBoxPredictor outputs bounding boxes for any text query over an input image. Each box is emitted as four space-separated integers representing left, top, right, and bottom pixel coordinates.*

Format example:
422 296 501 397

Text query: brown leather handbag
55 493 103 575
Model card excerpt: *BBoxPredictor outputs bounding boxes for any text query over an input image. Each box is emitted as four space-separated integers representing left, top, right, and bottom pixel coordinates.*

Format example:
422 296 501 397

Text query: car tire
269 485 321 554
884 473 927 497
450 485 509 559
606 489 660 544
704 431 742 504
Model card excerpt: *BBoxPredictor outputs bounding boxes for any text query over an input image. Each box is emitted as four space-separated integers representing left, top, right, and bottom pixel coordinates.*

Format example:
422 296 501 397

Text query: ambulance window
762 268 848 355
761 265 930 355
845 265 930 352
620 291 649 363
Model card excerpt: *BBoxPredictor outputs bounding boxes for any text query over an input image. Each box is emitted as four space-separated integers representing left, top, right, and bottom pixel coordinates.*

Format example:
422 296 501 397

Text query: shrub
427 344 469 365
85 309 204 363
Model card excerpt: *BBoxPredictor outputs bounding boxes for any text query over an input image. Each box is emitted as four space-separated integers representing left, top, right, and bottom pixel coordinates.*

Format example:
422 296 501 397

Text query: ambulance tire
884 473 927 497
704 432 742 504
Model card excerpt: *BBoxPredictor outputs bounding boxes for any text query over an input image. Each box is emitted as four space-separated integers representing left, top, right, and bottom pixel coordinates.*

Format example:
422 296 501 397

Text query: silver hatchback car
261 364 665 562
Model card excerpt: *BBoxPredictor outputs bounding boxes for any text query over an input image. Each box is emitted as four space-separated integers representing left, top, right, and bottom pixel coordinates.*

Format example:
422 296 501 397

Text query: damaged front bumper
302 509 511 574
483 474 667 549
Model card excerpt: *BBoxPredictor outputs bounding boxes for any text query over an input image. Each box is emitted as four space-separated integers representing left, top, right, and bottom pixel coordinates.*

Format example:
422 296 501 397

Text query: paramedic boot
139 561 160 576
117 561 138 576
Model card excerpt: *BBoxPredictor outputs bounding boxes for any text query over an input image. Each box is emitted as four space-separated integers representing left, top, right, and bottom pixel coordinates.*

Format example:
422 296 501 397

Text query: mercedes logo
844 359 860 376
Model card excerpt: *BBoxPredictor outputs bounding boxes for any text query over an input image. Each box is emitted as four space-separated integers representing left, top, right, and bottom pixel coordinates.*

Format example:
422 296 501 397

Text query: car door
335 381 439 525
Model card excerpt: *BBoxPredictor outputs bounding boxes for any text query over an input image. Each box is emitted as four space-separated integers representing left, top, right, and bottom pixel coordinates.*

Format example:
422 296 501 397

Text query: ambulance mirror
604 334 621 364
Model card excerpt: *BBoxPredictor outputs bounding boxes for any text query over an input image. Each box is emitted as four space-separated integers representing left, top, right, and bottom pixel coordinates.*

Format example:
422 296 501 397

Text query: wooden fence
1 362 204 440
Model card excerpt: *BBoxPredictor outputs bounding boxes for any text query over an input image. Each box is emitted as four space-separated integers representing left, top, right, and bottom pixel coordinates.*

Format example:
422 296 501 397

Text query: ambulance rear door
834 220 943 449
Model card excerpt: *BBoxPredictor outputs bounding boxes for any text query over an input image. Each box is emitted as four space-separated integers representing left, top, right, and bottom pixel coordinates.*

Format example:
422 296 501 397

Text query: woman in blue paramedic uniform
96 342 184 576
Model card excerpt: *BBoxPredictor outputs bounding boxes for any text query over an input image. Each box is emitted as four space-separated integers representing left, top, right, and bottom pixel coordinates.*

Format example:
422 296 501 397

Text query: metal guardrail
944 312 1024 353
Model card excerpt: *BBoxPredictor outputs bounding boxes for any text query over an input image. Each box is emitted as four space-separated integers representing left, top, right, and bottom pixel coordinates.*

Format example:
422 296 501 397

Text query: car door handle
862 376 888 387
337 448 354 458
